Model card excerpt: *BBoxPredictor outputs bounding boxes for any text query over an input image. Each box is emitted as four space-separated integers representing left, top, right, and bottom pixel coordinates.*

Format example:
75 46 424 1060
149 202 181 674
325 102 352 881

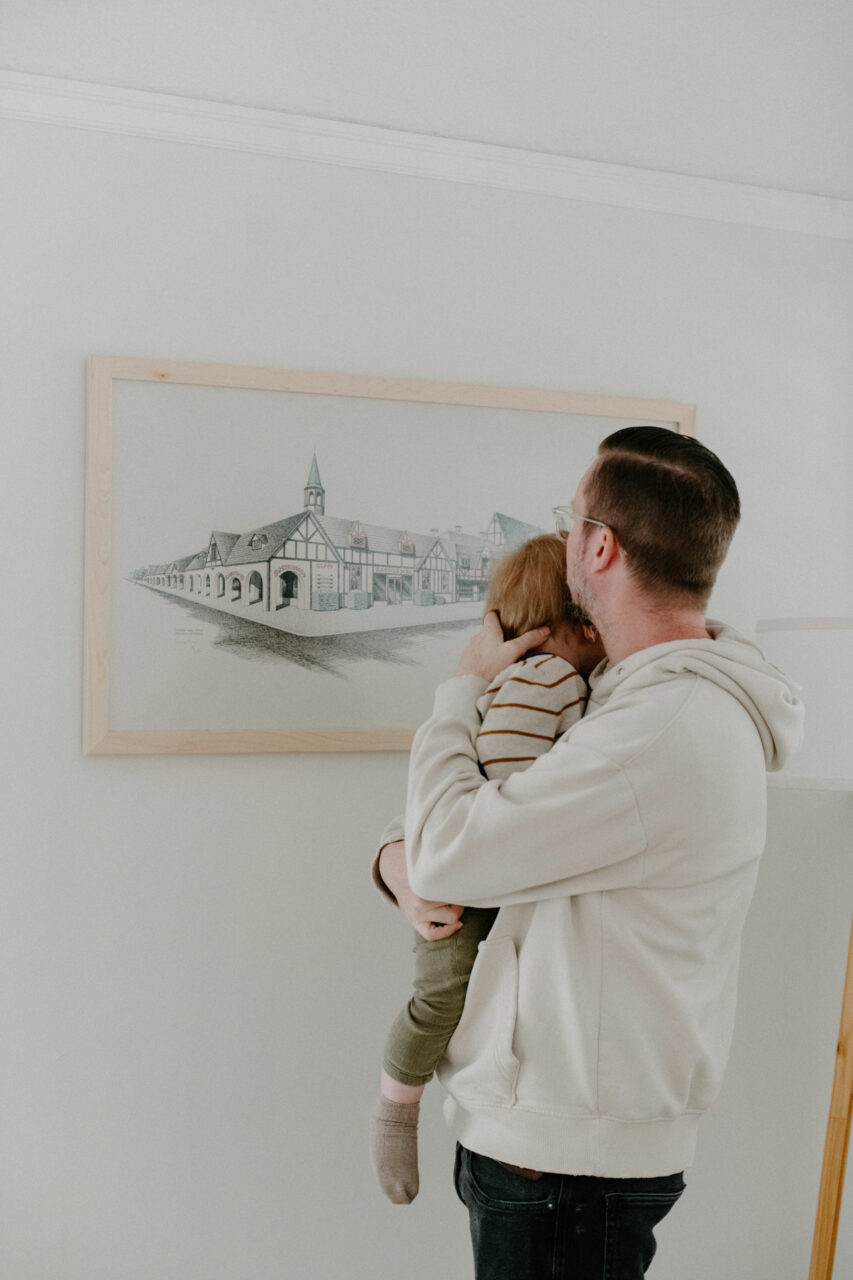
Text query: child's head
486 533 605 677
486 534 581 638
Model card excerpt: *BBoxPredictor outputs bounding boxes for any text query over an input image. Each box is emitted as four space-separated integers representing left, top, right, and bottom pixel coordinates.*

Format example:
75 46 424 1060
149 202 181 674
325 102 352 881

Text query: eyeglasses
553 504 609 540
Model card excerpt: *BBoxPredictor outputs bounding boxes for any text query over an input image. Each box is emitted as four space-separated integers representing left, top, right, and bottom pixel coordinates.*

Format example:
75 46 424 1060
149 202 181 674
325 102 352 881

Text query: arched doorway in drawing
188 575 195 593
276 569 303 610
248 571 264 605
216 574 225 598
204 574 211 596
230 575 242 602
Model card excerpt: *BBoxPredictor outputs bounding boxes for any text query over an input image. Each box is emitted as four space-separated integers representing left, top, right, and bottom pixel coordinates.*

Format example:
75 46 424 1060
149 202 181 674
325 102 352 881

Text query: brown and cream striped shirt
474 652 588 781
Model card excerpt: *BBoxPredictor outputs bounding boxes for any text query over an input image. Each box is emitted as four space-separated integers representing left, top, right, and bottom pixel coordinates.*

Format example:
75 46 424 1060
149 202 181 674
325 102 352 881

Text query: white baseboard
2 70 851 241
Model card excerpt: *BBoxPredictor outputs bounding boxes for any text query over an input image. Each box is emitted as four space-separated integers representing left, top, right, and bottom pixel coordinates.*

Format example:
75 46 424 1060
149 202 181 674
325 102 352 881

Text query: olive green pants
383 906 499 1087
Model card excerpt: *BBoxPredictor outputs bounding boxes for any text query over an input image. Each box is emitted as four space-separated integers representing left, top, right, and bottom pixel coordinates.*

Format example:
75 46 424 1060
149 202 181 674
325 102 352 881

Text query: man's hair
486 533 589 639
583 426 740 603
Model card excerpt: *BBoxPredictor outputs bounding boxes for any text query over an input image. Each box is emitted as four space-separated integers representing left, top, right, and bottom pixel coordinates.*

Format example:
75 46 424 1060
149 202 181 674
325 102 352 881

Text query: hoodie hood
588 620 804 773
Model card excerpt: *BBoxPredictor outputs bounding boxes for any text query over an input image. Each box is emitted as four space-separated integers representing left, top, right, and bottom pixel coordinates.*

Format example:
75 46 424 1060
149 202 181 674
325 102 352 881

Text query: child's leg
369 1092 422 1204
371 907 498 1204
380 1070 424 1104
383 906 498 1089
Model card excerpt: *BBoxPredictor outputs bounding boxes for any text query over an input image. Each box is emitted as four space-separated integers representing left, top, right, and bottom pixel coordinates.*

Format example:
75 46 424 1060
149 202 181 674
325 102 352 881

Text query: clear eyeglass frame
553 504 609 539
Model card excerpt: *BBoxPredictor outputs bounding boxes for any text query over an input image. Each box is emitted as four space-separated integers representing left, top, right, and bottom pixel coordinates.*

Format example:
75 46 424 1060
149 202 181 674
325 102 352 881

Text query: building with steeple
135 454 543 636
303 451 325 515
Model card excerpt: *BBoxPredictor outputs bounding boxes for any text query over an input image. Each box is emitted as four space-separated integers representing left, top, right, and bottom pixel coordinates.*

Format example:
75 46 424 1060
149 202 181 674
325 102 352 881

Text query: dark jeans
454 1144 685 1280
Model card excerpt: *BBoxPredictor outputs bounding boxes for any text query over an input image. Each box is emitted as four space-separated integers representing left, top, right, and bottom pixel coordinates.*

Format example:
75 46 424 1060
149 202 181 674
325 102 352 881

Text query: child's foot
369 1095 420 1204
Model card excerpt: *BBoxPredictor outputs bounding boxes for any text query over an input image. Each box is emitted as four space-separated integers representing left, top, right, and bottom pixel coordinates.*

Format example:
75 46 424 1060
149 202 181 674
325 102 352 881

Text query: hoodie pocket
442 935 520 1105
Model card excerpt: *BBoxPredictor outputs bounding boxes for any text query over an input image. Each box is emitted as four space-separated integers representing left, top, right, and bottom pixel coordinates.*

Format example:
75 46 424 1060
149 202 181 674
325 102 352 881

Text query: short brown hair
583 426 740 603
487 533 585 639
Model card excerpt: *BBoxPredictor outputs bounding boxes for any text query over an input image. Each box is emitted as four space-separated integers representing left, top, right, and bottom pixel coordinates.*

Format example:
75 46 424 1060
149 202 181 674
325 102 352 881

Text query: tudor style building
137 456 542 626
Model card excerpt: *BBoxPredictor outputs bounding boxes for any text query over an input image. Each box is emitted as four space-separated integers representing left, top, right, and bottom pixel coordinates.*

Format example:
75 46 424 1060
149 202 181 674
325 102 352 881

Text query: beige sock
369 1095 421 1204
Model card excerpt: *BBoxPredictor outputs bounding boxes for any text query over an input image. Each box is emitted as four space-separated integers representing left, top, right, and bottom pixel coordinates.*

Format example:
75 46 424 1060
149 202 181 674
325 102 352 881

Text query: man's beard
567 558 598 628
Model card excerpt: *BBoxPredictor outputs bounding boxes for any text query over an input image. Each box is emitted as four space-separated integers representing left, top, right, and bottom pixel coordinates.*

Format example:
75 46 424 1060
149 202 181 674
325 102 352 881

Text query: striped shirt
474 652 588 781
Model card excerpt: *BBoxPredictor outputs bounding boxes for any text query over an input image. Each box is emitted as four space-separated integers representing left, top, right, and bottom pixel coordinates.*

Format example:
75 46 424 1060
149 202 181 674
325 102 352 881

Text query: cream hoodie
399 622 804 1178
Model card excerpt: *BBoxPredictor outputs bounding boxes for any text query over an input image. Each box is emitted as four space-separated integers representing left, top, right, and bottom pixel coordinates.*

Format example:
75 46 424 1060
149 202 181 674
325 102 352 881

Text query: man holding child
376 426 803 1278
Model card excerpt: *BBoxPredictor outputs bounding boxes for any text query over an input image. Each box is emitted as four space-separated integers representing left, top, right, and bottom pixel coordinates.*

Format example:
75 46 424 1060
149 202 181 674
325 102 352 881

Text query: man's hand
455 611 551 682
379 841 464 940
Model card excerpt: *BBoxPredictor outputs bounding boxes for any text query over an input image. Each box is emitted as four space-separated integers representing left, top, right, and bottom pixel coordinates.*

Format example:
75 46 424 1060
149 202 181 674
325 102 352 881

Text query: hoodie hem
443 1096 699 1179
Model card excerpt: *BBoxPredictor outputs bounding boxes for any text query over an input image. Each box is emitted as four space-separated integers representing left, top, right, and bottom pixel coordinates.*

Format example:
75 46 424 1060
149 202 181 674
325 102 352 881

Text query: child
370 533 605 1203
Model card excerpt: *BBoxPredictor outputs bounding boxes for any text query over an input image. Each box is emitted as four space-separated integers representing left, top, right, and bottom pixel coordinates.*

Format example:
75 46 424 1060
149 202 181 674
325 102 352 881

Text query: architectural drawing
131 455 543 638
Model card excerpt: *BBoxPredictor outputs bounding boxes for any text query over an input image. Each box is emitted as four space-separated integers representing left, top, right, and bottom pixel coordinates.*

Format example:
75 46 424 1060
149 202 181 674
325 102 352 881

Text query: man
376 427 803 1278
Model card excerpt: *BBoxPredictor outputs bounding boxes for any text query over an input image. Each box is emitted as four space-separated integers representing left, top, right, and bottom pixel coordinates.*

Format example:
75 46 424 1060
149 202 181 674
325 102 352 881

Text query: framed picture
83 356 696 754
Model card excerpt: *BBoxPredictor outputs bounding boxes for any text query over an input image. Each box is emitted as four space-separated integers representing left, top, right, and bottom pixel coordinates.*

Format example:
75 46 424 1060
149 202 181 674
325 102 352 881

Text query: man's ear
589 525 619 573
581 622 598 645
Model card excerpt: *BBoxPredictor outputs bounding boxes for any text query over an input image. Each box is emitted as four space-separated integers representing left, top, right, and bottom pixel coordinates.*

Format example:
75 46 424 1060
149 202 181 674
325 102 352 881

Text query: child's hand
454 611 550 682
379 841 464 940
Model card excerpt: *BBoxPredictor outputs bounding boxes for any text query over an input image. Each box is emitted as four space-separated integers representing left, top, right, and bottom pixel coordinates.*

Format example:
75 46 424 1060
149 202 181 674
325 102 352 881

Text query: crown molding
2 70 852 240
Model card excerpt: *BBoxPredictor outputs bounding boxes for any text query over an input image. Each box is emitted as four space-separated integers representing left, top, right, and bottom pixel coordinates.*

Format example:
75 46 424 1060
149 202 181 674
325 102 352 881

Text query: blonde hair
486 533 580 640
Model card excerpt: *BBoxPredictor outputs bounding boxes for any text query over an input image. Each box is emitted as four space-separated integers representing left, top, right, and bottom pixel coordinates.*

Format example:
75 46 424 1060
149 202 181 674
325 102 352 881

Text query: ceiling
2 0 851 200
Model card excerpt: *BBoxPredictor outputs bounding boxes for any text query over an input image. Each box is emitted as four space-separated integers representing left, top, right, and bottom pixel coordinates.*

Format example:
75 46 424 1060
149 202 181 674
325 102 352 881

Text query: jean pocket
462 1148 556 1214
604 1180 685 1277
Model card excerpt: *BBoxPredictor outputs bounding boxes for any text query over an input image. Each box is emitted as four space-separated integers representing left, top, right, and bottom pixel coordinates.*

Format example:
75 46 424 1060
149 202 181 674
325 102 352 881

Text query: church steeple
304 452 325 516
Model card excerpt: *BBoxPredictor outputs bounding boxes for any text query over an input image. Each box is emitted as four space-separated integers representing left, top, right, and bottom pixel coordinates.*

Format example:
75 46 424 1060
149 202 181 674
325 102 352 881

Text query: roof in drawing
170 552 200 572
313 514 440 561
492 512 544 549
210 531 241 561
225 513 308 565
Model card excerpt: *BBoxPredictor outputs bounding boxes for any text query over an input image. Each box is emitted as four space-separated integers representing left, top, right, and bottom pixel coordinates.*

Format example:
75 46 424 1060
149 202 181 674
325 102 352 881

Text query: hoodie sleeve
405 676 647 907
372 812 406 904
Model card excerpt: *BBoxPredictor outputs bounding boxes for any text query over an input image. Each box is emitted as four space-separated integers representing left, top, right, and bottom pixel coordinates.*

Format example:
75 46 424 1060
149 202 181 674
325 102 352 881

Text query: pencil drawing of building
131 455 543 637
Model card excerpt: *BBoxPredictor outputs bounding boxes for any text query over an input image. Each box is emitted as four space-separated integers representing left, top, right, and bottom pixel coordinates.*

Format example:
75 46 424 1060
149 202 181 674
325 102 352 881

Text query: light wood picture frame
83 356 696 755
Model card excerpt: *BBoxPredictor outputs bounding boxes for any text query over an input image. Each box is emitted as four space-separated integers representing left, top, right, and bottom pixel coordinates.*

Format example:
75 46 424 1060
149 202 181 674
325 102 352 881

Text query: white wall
3 0 852 198
1 116 852 1279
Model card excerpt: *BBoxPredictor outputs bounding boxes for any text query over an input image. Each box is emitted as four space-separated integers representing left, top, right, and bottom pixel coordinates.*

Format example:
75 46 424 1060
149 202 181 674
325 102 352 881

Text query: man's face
564 472 597 620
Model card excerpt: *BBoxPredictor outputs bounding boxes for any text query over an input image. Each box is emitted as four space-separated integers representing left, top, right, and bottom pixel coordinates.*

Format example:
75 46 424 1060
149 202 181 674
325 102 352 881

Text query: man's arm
404 675 647 907
370 614 545 931
376 840 464 940
390 613 645 906
374 616 567 928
